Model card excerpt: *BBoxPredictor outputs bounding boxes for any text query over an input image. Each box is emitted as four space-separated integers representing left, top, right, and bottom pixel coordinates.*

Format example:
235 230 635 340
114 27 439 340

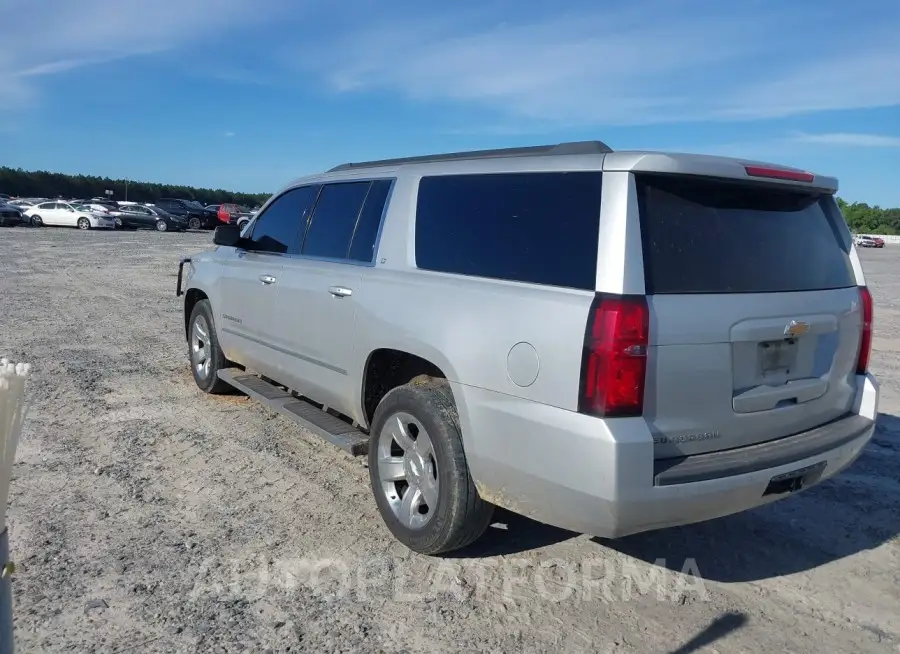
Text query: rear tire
369 377 494 555
187 299 233 394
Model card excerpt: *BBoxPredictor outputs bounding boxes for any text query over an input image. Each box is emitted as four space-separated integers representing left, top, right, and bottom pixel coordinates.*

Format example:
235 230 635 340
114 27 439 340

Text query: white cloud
789 132 900 148
0 0 291 109
288 2 900 125
225 131 236 137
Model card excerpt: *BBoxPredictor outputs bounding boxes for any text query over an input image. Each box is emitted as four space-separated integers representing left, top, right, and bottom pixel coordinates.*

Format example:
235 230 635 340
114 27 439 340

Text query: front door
215 184 321 378
216 251 284 377
57 203 78 226
130 206 156 228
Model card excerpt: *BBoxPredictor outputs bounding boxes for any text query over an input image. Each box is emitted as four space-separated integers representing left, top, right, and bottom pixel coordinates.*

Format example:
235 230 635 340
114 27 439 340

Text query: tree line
0 167 270 208
837 198 900 235
2 166 898 233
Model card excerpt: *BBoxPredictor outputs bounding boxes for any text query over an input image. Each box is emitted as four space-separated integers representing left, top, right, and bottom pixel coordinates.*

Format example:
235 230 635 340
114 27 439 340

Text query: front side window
415 172 604 290
247 185 320 254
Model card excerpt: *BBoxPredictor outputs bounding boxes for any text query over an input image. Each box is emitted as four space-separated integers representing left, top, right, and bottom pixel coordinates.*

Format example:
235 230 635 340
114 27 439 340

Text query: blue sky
1 0 899 206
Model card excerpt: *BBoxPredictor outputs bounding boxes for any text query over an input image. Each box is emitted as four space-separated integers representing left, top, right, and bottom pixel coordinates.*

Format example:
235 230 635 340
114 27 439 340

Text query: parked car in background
0 202 25 227
215 203 256 227
153 198 218 230
79 201 122 218
854 235 884 248
24 201 116 229
116 203 188 231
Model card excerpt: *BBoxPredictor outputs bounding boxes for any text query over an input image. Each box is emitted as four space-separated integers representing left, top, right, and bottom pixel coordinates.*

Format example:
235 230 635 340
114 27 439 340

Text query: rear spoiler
603 152 838 193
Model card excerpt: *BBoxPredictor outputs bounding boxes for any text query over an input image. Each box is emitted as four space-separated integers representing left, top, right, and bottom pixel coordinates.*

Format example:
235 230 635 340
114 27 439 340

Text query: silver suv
177 141 879 555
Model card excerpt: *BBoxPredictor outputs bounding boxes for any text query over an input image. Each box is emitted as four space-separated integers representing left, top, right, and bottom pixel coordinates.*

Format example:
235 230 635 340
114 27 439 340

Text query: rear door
271 179 392 417
632 171 863 458
35 202 60 224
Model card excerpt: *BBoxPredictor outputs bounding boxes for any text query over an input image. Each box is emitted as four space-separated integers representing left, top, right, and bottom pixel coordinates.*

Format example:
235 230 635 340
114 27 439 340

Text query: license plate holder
758 338 798 378
763 460 827 496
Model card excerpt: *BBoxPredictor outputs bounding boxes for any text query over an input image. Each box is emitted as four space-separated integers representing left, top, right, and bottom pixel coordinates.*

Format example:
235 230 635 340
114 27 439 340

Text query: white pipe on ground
0 357 31 654
0 359 31 527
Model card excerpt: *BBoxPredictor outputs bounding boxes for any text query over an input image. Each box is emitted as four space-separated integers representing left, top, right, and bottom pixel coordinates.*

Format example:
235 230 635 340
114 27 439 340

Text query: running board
217 369 369 456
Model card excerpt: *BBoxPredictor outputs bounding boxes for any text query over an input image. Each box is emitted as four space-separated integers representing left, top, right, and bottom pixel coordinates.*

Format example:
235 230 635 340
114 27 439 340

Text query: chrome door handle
328 286 352 297
259 274 277 285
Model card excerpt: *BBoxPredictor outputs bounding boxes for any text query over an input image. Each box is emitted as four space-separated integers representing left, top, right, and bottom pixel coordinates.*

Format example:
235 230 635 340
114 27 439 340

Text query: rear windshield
636 174 855 294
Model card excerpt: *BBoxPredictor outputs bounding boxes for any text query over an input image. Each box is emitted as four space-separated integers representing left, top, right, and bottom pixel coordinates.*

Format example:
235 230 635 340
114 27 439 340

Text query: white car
24 201 116 230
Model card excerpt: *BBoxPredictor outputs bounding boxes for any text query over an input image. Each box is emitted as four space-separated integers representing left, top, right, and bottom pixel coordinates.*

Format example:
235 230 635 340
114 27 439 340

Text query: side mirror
213 223 245 247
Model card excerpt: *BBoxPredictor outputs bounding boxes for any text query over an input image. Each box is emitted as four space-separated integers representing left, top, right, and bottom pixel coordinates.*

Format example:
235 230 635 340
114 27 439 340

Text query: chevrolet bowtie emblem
784 320 810 337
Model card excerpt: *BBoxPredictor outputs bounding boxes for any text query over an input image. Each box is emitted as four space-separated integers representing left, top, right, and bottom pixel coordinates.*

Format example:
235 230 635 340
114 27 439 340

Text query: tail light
578 294 649 418
856 286 874 374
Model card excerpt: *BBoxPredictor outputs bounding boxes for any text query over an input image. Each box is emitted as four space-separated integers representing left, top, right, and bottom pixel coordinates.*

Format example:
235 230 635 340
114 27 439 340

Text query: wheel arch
183 288 209 340
360 347 458 430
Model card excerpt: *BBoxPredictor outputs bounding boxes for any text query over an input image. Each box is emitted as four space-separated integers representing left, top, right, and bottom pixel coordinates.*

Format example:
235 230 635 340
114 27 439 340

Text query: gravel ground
1 227 898 654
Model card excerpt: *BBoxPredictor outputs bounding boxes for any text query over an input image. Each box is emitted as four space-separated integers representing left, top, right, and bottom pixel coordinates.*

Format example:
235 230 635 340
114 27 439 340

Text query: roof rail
327 140 613 173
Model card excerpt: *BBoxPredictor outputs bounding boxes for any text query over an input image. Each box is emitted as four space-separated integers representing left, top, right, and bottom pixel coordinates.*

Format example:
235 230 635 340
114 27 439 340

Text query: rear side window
636 174 855 294
302 182 370 259
415 172 603 289
348 180 391 262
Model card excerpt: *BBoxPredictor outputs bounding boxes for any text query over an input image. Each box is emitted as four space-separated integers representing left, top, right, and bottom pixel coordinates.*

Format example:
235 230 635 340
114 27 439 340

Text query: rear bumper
90 216 116 229
454 373 879 538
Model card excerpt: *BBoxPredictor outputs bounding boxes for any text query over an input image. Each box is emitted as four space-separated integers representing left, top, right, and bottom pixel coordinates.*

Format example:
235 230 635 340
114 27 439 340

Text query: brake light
857 286 874 374
744 165 815 183
579 294 649 418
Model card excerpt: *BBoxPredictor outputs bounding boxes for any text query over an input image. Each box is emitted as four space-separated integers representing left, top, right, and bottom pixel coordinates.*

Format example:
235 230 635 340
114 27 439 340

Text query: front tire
369 377 494 555
188 217 201 230
187 299 232 394
77 217 90 230
156 220 168 232
31 215 43 227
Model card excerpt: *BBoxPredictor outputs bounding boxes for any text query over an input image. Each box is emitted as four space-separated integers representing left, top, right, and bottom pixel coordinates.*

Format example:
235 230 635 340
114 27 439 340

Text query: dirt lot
1 227 898 653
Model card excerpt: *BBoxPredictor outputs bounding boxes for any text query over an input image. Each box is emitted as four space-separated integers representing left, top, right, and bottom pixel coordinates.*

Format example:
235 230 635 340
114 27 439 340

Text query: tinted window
636 174 855 295
302 182 370 259
248 186 319 254
415 172 603 289
38 202 57 210
349 179 392 262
